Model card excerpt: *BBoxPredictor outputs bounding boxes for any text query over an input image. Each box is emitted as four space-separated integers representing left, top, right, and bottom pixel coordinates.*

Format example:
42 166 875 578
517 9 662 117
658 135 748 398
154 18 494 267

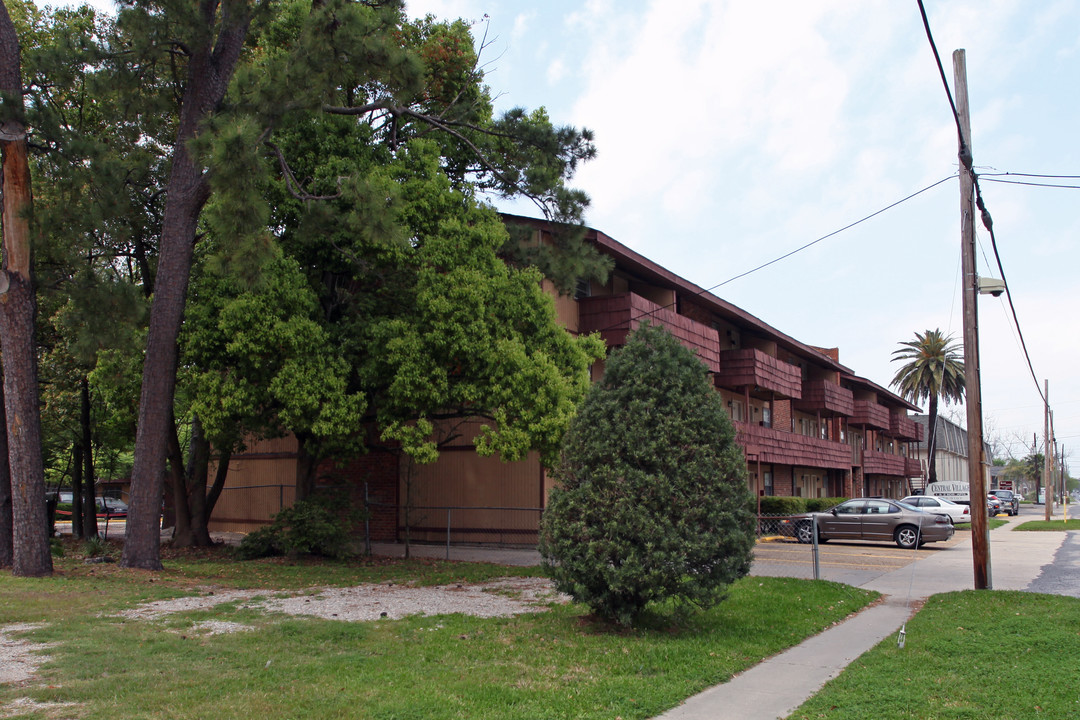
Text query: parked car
988 489 1020 516
901 495 970 524
787 498 955 549
95 497 128 519
986 495 1003 516
52 494 128 520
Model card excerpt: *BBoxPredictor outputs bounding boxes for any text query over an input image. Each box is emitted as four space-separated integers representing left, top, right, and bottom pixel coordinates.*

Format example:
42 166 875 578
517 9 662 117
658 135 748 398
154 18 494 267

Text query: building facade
210 217 924 542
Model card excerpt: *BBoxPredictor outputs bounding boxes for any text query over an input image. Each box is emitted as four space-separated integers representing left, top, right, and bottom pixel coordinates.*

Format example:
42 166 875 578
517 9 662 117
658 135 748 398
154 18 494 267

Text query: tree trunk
120 5 253 570
927 396 939 485
72 444 83 538
171 417 215 547
0 372 11 568
166 418 193 546
294 435 318 503
0 1 51 577
80 376 97 538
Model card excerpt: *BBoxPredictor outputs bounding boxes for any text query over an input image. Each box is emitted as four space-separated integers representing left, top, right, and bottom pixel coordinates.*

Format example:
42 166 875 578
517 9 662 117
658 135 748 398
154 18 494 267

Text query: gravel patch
255 576 566 621
113 576 568 628
0 624 51 686
115 589 262 621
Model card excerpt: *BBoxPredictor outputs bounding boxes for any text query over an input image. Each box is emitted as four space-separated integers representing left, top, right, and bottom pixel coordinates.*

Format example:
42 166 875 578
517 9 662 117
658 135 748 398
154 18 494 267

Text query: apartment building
910 413 992 491
209 217 923 542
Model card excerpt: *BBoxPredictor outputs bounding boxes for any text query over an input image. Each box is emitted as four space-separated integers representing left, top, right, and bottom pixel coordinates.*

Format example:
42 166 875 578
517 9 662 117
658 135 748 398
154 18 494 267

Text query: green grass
0 539 877 720
952 517 1008 531
1013 519 1080 531
789 590 1080 720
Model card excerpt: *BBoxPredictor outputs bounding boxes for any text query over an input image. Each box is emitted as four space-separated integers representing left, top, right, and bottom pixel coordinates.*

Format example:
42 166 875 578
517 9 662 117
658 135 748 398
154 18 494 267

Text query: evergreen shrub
539 322 756 626
236 494 359 560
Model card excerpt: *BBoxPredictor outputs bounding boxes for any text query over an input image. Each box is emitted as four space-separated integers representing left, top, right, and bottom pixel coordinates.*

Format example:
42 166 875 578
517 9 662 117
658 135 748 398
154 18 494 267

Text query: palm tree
890 329 966 485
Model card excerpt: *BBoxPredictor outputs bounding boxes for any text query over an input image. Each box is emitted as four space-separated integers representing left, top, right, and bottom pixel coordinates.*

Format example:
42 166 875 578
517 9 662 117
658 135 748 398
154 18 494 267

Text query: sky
44 0 1080 464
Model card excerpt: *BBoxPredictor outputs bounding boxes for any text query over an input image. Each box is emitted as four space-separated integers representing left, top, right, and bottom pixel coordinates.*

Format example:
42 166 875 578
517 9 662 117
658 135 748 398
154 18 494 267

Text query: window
763 470 774 496
762 406 772 428
729 400 745 422
574 279 591 300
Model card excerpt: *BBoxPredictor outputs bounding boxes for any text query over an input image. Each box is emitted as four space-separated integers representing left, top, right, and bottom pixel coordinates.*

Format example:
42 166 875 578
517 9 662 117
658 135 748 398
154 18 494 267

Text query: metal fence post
446 508 452 561
812 514 820 580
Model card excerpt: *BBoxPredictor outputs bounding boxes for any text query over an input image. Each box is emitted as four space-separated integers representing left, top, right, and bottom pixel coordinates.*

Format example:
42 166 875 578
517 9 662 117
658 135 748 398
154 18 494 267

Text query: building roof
503 213 917 409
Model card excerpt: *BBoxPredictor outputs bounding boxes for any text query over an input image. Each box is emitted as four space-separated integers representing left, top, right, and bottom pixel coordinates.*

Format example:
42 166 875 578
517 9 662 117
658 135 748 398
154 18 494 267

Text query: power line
591 174 957 335
979 177 1080 190
917 0 1046 407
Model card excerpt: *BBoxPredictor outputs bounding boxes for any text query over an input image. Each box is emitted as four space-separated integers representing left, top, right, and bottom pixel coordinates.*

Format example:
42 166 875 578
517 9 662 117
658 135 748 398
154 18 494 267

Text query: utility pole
1044 381 1051 521
954 50 990 589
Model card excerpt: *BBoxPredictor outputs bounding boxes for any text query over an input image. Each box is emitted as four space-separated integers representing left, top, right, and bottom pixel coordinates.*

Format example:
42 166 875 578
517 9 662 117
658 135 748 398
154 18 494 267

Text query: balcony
793 380 855 417
887 413 924 441
715 349 802 399
905 456 923 477
578 293 721 370
735 421 851 470
862 449 909 476
849 400 891 430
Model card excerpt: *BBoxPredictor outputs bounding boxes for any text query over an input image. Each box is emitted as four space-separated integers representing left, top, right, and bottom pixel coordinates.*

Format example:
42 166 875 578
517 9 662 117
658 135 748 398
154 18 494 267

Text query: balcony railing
887 413 924 441
862 449 907 476
578 293 721 370
715 349 802 399
904 456 923 477
793 380 855 417
849 400 891 430
735 421 851 470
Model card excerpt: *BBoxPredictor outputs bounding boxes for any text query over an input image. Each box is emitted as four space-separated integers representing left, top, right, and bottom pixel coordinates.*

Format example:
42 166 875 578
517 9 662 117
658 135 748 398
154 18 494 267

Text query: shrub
759 496 807 515
236 494 359 560
540 322 756 626
807 497 848 512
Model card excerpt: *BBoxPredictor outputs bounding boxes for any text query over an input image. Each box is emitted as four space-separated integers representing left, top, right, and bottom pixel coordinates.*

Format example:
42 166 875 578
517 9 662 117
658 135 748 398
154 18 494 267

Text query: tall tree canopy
890 329 966 485
9 0 608 569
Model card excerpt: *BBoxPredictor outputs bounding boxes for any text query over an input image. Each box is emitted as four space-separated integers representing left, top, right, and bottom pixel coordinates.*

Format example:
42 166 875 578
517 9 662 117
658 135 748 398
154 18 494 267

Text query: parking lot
752 529 967 585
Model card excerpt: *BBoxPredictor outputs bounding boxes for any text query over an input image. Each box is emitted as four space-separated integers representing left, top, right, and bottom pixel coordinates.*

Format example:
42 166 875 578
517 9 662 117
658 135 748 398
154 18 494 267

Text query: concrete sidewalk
656 511 1068 720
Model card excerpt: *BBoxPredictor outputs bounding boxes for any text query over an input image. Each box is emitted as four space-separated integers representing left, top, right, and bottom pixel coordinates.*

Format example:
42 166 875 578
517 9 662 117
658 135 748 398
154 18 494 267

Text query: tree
113 2 601 568
890 329 965 486
539 323 756 626
0 0 50 576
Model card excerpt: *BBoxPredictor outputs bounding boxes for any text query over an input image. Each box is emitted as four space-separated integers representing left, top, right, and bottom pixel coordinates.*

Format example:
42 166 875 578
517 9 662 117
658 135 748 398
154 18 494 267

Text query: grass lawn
789 590 1080 720
0 538 877 720
1013 519 1080 531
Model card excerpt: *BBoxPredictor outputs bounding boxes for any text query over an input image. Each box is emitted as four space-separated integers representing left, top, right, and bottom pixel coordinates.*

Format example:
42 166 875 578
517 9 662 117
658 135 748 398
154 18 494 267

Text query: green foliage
81 535 109 558
759 496 807 514
806 497 848 512
235 495 362 561
540 323 756 625
890 329 966 407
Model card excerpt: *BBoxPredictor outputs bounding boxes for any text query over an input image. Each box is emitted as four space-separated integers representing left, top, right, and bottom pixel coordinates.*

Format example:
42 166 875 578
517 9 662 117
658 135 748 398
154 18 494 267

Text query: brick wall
321 450 400 542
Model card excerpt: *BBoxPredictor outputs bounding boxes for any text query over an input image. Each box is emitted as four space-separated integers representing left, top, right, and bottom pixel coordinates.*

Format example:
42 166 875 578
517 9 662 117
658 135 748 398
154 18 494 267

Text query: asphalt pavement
656 504 1072 720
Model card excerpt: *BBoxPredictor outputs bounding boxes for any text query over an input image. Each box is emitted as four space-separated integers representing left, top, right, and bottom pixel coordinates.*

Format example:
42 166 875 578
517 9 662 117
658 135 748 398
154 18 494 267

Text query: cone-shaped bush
539 322 755 625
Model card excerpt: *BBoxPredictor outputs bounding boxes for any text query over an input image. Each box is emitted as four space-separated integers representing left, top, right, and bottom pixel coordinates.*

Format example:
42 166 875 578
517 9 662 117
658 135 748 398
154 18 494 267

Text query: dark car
787 498 955 549
986 494 1003 516
989 489 1019 516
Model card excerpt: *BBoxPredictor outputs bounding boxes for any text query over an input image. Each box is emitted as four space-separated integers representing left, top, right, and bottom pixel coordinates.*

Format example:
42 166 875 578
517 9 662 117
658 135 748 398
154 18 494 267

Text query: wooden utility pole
954 49 990 589
1044 382 1051 521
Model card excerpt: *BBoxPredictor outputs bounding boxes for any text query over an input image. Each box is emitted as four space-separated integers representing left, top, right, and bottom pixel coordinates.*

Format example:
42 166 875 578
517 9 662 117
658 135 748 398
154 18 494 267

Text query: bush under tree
539 322 756 625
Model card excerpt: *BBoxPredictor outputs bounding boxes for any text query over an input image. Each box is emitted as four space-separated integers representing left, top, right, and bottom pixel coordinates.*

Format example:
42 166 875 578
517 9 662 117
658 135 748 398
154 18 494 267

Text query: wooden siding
402 450 543 544
578 292 722 370
793 379 855 417
715 348 802 399
904 456 923 477
208 436 298 533
861 449 906 476
888 413 923 441
849 399 891 430
735 421 851 470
